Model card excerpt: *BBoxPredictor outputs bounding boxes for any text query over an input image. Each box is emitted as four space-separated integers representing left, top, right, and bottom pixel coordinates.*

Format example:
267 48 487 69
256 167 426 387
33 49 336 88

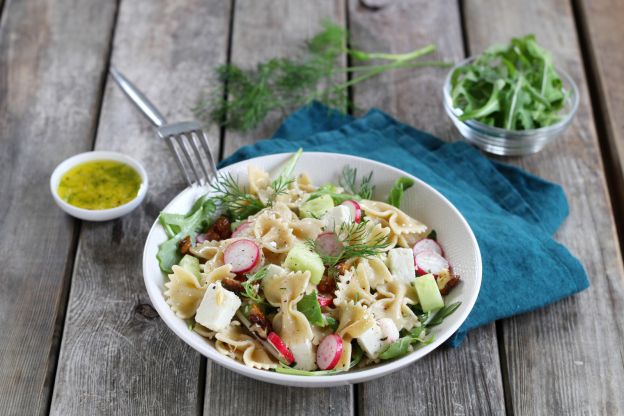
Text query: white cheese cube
289 341 317 371
388 248 416 284
195 282 241 332
321 205 352 232
265 264 286 278
357 323 385 359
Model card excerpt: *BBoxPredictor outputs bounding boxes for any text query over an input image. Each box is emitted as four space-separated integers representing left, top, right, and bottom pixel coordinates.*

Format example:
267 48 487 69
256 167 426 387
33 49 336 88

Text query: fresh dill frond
210 173 266 220
241 266 268 304
308 219 390 267
194 20 449 132
339 166 375 200
269 176 295 202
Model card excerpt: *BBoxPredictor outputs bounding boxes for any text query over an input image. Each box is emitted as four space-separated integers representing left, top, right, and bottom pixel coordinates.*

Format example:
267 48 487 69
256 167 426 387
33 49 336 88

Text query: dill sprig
241 266 268 304
339 166 375 200
307 219 390 268
210 173 265 220
194 20 450 132
210 173 295 221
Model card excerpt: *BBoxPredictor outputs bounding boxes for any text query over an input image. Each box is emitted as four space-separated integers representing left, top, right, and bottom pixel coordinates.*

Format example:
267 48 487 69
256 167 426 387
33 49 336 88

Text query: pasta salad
157 150 461 375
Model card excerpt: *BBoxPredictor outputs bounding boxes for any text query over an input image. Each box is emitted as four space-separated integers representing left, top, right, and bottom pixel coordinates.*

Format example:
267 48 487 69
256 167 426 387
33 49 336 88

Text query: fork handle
109 66 167 127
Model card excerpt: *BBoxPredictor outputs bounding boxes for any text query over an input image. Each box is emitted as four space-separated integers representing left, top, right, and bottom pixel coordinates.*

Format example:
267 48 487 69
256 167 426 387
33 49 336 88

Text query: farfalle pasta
157 151 462 375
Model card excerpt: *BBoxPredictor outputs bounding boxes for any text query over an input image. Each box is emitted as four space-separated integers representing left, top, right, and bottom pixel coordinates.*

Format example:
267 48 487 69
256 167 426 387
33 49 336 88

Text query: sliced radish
377 318 399 343
267 332 295 365
231 221 252 238
196 233 209 244
223 239 260 273
341 199 362 223
315 232 343 257
415 250 449 275
317 294 334 308
316 334 343 370
413 238 443 257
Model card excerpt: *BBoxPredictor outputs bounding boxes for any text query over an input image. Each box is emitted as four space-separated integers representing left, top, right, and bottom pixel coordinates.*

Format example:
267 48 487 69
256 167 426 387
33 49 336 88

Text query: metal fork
109 67 217 187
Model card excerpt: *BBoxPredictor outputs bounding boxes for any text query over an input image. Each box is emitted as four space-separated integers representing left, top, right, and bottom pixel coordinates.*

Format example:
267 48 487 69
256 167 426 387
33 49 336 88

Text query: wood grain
48 1 229 414
348 1 506 414
0 0 117 414
576 0 624 240
464 0 624 414
221 0 347 157
205 2 353 415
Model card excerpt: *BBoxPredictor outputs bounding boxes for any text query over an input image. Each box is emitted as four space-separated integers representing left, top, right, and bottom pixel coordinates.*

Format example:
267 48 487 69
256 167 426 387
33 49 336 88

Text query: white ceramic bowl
50 151 148 221
142 152 481 387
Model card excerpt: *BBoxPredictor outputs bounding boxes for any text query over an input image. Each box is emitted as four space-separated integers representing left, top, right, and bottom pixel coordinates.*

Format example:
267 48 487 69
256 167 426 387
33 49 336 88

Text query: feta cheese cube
289 341 317 371
388 248 416 283
357 323 385 359
195 282 241 332
265 264 286 278
321 205 352 232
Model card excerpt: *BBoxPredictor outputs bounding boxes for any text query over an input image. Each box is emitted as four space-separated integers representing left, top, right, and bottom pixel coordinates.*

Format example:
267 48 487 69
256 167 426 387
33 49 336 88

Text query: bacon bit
249 303 271 339
317 274 337 294
213 216 232 239
221 278 244 293
439 275 461 295
179 236 191 255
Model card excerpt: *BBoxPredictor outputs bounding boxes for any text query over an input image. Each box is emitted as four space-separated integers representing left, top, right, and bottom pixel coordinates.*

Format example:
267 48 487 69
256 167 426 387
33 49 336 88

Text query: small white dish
142 152 482 387
50 151 148 221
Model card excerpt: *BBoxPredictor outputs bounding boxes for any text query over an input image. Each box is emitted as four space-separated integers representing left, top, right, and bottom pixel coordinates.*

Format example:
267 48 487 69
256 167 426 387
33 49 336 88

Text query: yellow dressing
57 160 142 210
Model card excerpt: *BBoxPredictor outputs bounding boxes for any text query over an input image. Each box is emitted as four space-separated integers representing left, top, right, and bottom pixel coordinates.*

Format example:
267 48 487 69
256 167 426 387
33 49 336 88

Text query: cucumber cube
413 273 444 312
284 244 325 284
179 255 201 281
300 194 334 219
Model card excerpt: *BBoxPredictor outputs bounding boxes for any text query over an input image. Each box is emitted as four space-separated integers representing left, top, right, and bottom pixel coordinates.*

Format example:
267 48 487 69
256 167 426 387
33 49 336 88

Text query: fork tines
157 121 217 187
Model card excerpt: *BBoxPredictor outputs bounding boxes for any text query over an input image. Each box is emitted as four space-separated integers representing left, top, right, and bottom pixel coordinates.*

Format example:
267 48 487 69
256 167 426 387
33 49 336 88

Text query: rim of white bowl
143 152 482 386
50 151 149 221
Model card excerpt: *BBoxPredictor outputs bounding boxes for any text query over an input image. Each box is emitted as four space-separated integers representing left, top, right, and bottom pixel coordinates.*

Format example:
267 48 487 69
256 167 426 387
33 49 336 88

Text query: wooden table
1 0 623 414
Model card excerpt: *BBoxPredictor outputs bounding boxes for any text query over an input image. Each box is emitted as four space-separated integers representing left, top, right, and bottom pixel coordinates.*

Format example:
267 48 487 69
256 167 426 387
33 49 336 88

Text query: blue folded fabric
220 102 589 346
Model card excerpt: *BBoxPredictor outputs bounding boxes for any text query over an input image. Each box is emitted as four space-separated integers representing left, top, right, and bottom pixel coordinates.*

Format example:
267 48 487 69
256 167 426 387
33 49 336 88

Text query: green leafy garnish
450 34 566 130
195 21 450 132
275 344 363 376
339 166 375 200
427 229 437 241
210 149 302 220
307 183 361 205
423 302 462 328
157 196 217 273
387 177 415 208
379 302 462 360
297 290 336 328
241 267 268 304
307 219 390 269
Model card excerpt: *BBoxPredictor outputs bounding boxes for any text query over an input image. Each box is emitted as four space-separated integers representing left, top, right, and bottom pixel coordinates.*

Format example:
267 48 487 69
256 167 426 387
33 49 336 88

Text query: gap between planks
569 0 624 259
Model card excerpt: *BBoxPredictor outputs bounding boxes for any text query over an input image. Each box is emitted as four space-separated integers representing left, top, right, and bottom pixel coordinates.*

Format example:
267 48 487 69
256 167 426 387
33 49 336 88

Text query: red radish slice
223 239 260 273
415 250 449 276
317 294 334 308
341 199 362 223
316 334 343 370
196 233 209 244
413 238 443 257
231 221 252 238
315 232 343 257
267 332 295 365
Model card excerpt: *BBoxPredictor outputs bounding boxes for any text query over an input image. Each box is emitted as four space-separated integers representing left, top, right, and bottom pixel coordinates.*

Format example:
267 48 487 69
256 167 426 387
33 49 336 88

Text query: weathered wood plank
0 0 117 414
348 1 506 414
464 0 624 414
48 1 229 414
576 0 624 240
221 0 347 156
206 2 353 415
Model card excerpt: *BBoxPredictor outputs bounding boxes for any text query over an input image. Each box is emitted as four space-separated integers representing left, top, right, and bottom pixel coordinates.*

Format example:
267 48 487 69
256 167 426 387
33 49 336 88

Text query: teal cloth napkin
220 102 589 346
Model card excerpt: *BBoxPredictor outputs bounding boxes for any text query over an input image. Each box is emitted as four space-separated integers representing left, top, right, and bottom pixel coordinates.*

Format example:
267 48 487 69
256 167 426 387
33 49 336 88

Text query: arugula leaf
387 177 415 208
427 229 437 241
307 183 361 205
157 196 217 273
275 344 363 375
378 336 413 359
450 34 567 130
297 290 325 326
424 302 462 327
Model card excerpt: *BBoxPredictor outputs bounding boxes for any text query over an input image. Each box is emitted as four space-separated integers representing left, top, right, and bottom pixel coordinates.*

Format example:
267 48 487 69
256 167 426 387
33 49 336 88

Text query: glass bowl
443 57 579 156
